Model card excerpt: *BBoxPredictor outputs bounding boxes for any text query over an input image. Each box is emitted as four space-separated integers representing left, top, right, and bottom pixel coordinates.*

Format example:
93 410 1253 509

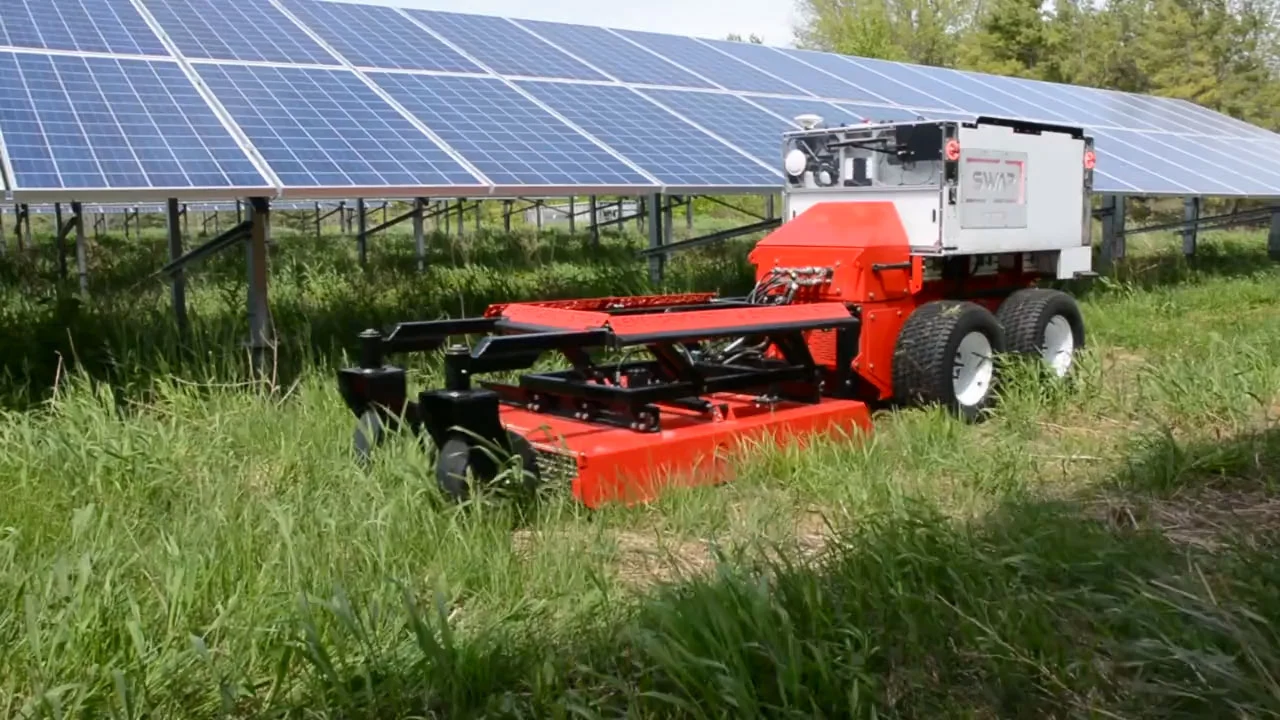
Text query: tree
792 0 976 65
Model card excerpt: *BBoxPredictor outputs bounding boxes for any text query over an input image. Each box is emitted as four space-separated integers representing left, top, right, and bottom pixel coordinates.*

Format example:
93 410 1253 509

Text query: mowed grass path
0 226 1278 718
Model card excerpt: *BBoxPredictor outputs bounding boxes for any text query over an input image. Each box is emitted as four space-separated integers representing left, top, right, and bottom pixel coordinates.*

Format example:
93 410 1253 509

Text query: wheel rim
953 330 994 407
1042 315 1075 376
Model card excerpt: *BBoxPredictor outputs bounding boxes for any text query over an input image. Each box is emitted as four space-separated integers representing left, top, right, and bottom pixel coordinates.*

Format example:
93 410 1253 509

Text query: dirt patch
1091 486 1280 552
613 531 716 588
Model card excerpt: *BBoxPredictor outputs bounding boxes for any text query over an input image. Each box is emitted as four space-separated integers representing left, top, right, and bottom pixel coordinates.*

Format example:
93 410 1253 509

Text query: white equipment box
780 115 1096 279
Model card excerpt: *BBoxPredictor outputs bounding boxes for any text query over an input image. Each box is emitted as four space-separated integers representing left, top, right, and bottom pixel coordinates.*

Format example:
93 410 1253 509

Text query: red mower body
340 116 1096 507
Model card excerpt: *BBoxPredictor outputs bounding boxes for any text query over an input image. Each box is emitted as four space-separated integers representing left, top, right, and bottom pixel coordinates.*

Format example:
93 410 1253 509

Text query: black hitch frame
338 300 862 487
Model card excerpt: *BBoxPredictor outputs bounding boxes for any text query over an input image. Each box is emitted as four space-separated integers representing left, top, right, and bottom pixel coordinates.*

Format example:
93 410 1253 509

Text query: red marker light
1083 150 1096 169
945 138 960 161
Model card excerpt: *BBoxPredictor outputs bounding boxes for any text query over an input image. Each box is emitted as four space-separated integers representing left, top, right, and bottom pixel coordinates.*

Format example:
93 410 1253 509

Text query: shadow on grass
0 229 758 410
244 431 1280 719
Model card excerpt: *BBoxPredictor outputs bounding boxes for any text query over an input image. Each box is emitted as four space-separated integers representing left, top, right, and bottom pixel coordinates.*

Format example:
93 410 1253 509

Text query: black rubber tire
995 288 1086 377
892 300 1005 422
435 430 542 502
353 410 385 467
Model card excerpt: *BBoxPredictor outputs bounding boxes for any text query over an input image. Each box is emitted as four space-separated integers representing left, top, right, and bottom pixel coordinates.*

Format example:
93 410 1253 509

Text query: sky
360 0 801 47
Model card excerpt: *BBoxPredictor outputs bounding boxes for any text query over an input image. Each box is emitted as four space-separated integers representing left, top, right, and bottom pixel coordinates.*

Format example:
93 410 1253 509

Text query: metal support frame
638 217 782 258
246 197 272 374
589 195 599 246
71 201 87 295
647 192 664 284
167 198 187 333
55 202 67 280
1099 194 1126 268
1270 208 1280 261
1182 197 1201 256
356 197 367 267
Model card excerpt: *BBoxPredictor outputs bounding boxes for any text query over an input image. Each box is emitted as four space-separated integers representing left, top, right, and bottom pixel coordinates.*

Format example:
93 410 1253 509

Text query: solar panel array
0 0 1278 202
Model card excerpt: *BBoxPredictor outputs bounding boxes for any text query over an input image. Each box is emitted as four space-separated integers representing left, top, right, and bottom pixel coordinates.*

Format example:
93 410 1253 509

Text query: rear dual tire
893 300 1005 422
892 290 1084 421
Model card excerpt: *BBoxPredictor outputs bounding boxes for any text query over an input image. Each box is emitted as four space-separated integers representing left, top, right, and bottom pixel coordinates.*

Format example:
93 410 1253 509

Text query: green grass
0 219 1278 718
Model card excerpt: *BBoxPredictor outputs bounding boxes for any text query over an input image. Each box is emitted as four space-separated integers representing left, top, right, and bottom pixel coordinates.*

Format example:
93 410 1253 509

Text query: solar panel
140 0 336 64
1151 134 1280 195
697 39 881 102
842 57 1026 119
370 72 654 188
742 96 867 126
903 64 1078 124
515 81 779 188
408 9 606 80
0 0 168 55
614 30 808 95
278 0 482 72
834 102 931 123
0 52 271 195
512 19 714 88
954 72 1100 127
776 49 955 109
639 89 796 166
195 64 484 191
1091 128 1241 195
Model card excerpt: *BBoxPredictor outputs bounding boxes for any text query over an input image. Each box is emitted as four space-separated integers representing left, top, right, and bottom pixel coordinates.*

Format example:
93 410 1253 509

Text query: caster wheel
353 410 385 467
435 430 542 502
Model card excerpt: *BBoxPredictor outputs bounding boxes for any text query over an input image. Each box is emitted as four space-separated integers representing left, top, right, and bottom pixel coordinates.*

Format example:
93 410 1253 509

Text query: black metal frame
338 301 862 456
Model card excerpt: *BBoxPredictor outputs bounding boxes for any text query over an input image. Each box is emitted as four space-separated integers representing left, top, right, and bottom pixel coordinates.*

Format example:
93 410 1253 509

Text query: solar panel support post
647 192 665 284
569 197 576 235
246 197 273 377
456 200 464 236
474 202 480 234
54 203 67 281
71 202 88 296
503 200 513 233
1099 194 1126 269
686 196 693 231
766 194 775 220
356 198 367 268
413 198 426 273
589 196 599 247
1269 208 1280 261
167 198 187 336
662 195 674 245
1182 197 1201 257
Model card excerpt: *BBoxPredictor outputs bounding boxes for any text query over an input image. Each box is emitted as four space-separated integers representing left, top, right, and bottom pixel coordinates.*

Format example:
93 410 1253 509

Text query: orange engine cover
747 201 919 305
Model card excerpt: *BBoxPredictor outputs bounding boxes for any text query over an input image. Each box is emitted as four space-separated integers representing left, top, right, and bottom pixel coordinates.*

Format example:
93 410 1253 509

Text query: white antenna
794 113 824 130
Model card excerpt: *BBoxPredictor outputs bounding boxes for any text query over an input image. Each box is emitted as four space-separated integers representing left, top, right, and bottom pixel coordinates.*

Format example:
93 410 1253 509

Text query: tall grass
0 223 1277 717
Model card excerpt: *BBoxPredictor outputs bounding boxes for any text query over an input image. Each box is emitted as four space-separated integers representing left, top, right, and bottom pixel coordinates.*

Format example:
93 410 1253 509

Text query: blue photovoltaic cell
1092 128 1241 194
1170 98 1279 139
779 49 954 109
1195 137 1280 188
279 0 481 72
1047 84 1163 131
410 10 606 80
370 72 653 187
516 81 778 187
513 19 714 88
0 52 269 190
141 0 335 64
0 0 168 55
1080 88 1206 134
196 64 482 188
1153 134 1280 194
1118 93 1226 135
970 73 1106 126
1101 129 1251 194
615 30 806 95
702 39 879 102
742 96 865 126
851 57 1022 118
836 102 932 123
914 65 1077 123
640 89 794 166
1142 95 1257 137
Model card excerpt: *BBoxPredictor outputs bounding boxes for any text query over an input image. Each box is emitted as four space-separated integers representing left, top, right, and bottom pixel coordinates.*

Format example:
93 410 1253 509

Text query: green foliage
0 224 1278 717
793 0 1280 131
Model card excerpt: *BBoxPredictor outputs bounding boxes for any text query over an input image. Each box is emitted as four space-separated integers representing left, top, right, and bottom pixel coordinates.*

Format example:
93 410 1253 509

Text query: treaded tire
435 430 542 502
892 300 1005 422
995 288 1085 378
